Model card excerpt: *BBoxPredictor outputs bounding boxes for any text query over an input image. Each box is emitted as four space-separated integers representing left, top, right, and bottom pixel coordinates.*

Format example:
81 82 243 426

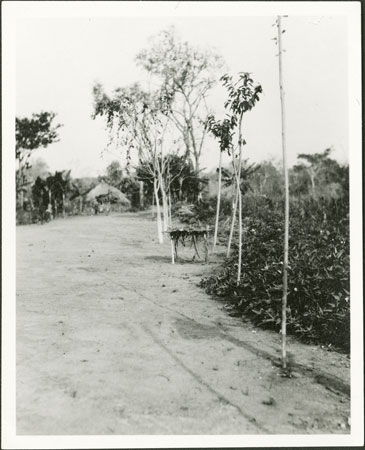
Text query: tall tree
103 160 124 188
206 115 235 253
46 170 72 217
220 73 263 283
137 153 201 205
249 160 284 198
136 27 224 174
93 82 172 243
295 147 337 196
16 112 62 209
32 176 49 211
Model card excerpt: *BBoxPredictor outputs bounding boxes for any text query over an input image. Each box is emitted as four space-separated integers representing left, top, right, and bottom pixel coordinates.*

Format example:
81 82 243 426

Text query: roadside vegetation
200 166 349 352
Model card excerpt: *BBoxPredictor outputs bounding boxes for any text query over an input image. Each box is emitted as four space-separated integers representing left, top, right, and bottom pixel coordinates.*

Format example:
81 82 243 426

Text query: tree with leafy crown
16 112 62 209
219 72 263 282
92 82 173 243
136 27 224 174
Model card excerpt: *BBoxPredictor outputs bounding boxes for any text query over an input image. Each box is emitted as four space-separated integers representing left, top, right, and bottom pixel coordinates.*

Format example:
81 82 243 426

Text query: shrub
16 208 43 225
200 196 350 352
175 195 232 225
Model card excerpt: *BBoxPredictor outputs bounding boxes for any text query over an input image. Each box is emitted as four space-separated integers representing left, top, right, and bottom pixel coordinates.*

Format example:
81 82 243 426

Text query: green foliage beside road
200 170 350 352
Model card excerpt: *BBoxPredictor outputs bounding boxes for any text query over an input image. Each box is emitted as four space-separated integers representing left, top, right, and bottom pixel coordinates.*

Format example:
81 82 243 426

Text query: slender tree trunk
236 113 244 285
278 15 289 370
153 178 163 244
237 186 243 284
151 189 155 218
49 190 52 216
162 190 169 231
178 178 183 201
16 160 24 209
168 190 172 227
194 154 200 176
213 150 223 253
310 170 316 196
16 168 20 208
19 190 24 210
139 180 144 209
188 118 199 175
227 147 238 257
227 185 239 257
62 193 66 217
158 173 169 232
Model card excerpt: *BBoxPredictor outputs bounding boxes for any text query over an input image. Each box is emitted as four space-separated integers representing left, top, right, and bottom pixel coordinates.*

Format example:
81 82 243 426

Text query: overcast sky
15 11 348 178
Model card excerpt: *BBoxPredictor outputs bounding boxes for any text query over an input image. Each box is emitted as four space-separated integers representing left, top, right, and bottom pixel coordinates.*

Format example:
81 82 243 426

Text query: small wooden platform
164 226 210 264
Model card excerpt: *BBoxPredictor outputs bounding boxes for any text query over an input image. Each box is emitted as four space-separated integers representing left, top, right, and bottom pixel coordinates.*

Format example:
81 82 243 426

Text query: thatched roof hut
85 182 130 206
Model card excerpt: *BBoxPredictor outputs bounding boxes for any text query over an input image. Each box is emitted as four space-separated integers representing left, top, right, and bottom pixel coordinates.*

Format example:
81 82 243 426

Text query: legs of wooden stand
170 238 175 264
169 230 209 265
175 240 179 262
192 235 201 261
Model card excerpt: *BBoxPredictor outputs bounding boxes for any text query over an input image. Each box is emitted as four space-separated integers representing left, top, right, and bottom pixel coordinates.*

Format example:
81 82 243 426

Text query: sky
15 9 348 178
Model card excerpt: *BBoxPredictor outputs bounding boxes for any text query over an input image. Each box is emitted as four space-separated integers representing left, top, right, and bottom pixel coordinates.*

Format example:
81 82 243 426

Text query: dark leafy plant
200 196 350 352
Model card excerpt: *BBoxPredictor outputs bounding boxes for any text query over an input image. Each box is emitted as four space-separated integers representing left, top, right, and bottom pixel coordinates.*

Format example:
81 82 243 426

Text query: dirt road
16 213 350 434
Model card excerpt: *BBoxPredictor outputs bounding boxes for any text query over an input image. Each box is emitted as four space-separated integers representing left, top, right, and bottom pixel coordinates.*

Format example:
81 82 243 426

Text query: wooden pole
227 187 239 256
227 151 239 257
278 15 289 370
213 150 223 253
151 189 155 218
153 178 163 244
170 236 175 264
62 193 66 218
236 113 243 285
205 225 209 264
168 190 172 227
139 180 144 209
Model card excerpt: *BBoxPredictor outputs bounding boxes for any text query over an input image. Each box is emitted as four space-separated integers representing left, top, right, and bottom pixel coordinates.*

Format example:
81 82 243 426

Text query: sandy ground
16 212 350 435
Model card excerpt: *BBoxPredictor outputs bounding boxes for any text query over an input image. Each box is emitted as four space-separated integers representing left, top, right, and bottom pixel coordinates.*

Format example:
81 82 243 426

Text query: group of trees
135 27 224 174
31 170 72 217
99 156 202 211
15 111 82 220
92 27 223 242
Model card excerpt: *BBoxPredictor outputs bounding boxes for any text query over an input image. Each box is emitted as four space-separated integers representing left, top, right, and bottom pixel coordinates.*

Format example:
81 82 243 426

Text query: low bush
16 208 43 225
200 196 350 352
175 195 232 225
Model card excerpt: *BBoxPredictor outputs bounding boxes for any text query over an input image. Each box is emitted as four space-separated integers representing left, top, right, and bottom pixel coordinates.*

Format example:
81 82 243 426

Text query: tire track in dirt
125 284 350 398
141 325 268 433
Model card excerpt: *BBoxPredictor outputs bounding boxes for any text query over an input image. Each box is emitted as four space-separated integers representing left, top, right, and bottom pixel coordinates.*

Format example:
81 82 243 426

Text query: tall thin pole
236 113 243 285
213 150 223 253
278 15 289 370
227 148 239 257
153 178 163 244
227 185 239 257
151 189 155 218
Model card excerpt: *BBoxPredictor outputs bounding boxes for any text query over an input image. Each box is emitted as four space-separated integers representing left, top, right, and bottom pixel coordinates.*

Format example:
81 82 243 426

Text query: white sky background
16 13 348 178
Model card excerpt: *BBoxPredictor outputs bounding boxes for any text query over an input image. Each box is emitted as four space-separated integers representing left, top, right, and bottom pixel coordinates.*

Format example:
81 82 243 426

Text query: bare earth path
16 213 350 435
